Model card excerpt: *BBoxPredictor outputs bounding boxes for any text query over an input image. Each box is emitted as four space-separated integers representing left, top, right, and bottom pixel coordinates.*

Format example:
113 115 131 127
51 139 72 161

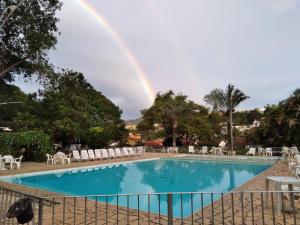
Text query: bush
0 131 53 161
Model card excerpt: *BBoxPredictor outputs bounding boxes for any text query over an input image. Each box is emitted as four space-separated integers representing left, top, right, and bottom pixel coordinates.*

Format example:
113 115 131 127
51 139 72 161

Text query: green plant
0 131 53 161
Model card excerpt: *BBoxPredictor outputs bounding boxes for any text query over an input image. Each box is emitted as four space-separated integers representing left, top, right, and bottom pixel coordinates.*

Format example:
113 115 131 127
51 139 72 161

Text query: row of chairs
246 147 273 156
72 147 145 162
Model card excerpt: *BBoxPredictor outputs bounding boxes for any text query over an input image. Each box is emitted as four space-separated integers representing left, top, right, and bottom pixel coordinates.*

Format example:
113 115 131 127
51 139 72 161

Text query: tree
0 0 62 81
11 70 127 147
204 84 249 150
249 89 300 146
138 91 213 147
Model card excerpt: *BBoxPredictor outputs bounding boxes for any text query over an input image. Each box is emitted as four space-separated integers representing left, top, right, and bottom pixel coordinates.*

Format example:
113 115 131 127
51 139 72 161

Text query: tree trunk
229 102 234 152
172 120 177 148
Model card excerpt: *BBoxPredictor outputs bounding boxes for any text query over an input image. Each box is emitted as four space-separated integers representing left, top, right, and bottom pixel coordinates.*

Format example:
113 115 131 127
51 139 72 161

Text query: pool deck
0 154 299 224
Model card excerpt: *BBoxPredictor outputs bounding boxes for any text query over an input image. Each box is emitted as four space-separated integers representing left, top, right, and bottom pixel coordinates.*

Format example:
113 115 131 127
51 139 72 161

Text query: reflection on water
10 159 271 217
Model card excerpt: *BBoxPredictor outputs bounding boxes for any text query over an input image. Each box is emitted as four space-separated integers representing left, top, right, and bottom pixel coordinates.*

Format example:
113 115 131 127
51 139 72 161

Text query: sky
17 0 300 119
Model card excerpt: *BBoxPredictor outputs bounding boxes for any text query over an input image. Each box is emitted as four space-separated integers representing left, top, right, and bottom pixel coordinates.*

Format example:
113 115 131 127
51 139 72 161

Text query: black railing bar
281 192 286 225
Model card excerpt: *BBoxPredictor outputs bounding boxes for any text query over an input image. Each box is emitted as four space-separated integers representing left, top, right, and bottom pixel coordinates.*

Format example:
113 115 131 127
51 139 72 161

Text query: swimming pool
3 159 272 217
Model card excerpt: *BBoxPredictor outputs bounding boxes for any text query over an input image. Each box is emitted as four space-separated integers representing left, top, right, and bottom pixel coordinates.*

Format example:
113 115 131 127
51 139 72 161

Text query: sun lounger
108 148 116 158
80 150 89 161
188 146 195 154
122 148 130 157
199 146 208 154
101 149 109 159
72 150 81 162
128 148 136 156
115 148 122 158
94 149 102 160
88 149 96 160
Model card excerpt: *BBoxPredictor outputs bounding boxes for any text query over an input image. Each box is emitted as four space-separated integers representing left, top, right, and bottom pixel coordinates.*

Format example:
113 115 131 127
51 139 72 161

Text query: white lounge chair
199 146 208 154
72 150 81 162
94 149 102 160
88 149 96 160
46 154 54 164
135 146 143 155
128 148 136 156
246 148 256 156
80 150 89 161
115 148 122 158
122 148 130 157
12 155 23 169
108 148 116 158
101 149 109 159
188 146 195 154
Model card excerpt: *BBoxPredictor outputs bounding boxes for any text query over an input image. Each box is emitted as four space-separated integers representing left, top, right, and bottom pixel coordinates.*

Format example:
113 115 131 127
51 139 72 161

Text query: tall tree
0 0 62 81
12 70 127 147
138 91 212 147
204 84 249 150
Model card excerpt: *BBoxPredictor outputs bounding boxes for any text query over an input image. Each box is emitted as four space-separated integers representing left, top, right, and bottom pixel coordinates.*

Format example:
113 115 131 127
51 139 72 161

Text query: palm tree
204 84 249 151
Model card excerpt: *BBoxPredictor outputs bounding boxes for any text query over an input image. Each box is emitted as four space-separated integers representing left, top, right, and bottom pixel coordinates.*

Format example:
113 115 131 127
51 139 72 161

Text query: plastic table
265 176 300 213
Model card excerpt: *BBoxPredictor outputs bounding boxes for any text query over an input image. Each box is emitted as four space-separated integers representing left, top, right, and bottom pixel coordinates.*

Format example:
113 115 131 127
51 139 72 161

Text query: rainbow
75 0 155 104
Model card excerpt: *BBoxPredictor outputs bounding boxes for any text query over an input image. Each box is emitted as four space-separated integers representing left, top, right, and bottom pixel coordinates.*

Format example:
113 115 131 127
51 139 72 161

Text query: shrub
0 131 53 161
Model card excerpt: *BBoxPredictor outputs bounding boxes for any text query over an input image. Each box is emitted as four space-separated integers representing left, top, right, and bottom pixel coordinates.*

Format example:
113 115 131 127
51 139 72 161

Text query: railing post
167 193 173 225
38 198 43 225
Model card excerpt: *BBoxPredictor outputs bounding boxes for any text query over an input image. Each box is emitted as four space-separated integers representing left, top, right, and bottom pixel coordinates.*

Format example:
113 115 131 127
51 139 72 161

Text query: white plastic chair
80 150 89 161
88 149 96 160
128 148 136 156
115 148 122 158
108 148 116 158
188 146 195 154
122 148 130 157
72 150 81 162
101 149 109 159
266 148 273 156
199 146 208 154
64 154 71 164
94 149 102 160
54 152 66 164
12 155 23 169
46 154 54 164
3 155 14 169
246 148 256 156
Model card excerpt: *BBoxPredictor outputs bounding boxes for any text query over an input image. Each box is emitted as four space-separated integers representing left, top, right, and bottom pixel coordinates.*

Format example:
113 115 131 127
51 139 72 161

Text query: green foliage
0 0 62 81
0 131 52 161
0 80 28 127
204 84 249 145
138 90 214 146
234 109 263 125
248 89 300 146
10 70 126 147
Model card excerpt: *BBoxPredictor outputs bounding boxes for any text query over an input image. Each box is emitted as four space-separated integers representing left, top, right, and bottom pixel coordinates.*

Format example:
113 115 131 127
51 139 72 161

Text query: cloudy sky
18 0 300 119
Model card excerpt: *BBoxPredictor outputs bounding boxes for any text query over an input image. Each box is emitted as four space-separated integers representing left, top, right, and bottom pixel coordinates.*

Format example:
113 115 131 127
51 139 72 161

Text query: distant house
127 132 142 146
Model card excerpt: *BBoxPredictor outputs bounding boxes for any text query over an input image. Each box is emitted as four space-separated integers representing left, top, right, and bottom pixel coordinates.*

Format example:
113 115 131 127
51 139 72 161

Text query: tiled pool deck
0 153 299 224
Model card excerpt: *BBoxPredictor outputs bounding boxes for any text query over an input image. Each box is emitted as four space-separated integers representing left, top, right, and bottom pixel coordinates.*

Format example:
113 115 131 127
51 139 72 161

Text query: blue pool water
6 159 271 217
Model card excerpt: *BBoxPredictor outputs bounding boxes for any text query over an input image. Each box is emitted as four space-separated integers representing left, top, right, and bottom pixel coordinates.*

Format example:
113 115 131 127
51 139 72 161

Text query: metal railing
1 187 300 225
147 146 290 156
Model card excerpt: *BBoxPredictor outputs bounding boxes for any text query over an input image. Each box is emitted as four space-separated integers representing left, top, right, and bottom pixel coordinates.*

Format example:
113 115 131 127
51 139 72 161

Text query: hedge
0 131 53 161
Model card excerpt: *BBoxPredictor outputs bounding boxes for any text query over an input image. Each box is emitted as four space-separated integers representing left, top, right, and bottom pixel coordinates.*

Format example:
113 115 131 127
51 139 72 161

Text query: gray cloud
45 0 300 119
